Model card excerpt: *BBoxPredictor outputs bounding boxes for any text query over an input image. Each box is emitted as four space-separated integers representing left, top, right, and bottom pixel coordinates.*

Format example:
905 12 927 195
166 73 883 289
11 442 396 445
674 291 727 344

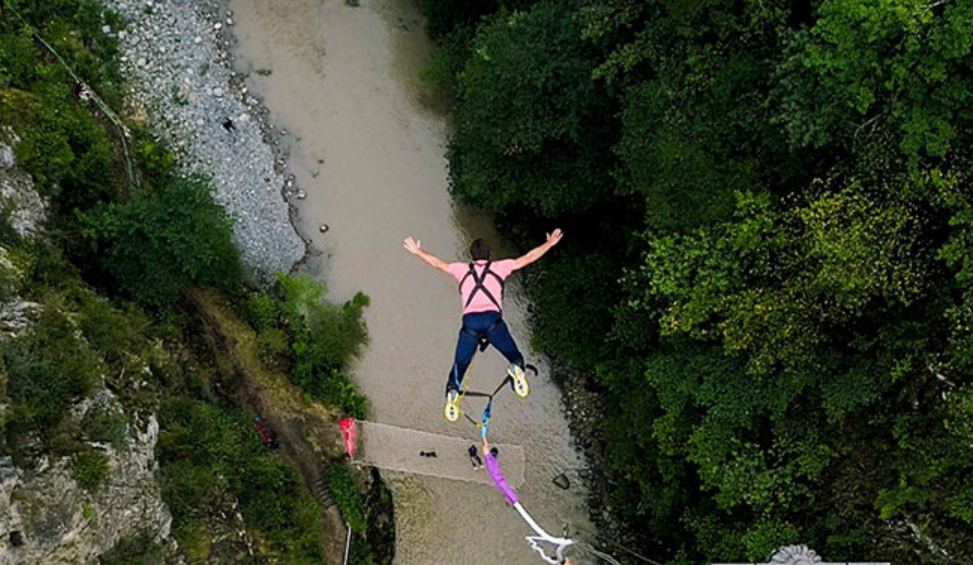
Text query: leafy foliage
272 274 370 417
157 397 325 564
447 2 616 217
4 302 104 441
98 535 164 565
329 463 368 533
72 446 109 491
0 0 124 203
774 0 973 164
422 0 973 562
79 176 242 305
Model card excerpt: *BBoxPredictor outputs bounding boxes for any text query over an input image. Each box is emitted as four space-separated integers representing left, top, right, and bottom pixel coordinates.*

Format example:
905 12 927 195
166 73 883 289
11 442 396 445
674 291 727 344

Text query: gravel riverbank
103 0 306 282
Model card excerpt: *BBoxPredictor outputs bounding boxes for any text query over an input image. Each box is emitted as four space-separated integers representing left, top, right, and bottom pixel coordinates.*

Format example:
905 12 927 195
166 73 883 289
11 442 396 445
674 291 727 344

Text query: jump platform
353 420 525 488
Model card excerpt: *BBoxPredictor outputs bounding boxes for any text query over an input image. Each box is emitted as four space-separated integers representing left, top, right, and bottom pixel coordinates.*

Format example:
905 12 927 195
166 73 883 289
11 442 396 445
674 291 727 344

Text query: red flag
340 418 358 458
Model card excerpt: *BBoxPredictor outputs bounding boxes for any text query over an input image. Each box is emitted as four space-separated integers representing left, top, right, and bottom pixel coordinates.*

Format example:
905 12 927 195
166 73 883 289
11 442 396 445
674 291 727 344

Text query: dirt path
187 287 350 564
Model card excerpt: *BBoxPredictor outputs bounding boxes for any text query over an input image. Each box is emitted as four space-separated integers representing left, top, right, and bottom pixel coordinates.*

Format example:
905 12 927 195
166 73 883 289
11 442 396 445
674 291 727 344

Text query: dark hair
470 238 491 261
490 447 498 457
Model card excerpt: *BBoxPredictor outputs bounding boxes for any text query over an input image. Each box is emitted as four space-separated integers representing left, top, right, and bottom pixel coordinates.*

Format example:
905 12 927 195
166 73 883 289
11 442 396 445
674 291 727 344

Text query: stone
769 546 822 565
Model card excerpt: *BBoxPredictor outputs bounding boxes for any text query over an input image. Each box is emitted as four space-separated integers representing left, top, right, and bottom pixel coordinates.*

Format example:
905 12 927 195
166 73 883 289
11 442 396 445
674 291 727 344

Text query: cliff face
0 138 181 565
0 415 179 565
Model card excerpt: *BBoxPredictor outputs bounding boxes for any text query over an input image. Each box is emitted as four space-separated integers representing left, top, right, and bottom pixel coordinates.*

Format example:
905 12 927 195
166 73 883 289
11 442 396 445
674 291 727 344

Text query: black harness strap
458 261 504 311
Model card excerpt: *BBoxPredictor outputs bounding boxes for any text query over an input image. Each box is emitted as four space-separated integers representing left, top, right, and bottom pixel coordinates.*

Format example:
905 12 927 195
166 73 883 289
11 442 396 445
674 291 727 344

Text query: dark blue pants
446 311 524 393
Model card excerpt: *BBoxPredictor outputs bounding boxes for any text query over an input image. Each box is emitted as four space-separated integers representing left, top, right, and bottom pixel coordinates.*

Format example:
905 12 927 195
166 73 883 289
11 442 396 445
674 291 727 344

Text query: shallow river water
228 0 593 563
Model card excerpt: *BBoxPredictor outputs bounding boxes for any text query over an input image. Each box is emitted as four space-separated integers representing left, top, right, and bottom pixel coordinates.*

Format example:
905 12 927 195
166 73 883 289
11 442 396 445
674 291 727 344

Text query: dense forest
422 0 973 563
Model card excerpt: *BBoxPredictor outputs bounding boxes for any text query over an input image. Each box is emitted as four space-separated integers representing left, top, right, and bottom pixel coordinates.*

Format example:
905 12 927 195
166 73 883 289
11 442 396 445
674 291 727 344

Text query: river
227 0 593 563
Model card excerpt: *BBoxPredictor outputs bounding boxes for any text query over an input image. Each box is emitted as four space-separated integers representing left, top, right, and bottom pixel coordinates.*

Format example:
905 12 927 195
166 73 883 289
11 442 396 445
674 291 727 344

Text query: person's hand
403 236 422 255
546 228 563 247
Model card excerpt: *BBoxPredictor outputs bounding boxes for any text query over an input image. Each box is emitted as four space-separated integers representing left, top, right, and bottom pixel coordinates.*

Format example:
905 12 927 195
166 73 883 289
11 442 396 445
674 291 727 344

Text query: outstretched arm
403 236 450 274
513 229 563 270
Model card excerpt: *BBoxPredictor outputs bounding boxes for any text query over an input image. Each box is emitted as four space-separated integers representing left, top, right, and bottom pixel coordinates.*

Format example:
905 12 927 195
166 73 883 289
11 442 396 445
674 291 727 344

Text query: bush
272 274 369 417
4 302 104 440
278 274 369 370
247 293 280 332
83 406 128 448
157 398 324 564
72 446 109 492
447 2 615 217
257 327 290 367
98 535 164 565
328 464 367 533
79 176 242 305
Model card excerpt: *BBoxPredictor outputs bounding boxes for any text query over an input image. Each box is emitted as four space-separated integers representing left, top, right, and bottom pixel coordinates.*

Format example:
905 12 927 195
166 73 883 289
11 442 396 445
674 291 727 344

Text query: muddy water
228 1 593 563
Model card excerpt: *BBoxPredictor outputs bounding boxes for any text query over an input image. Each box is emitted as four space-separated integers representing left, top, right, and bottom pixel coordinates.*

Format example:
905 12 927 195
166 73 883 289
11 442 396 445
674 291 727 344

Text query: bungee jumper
403 229 563 422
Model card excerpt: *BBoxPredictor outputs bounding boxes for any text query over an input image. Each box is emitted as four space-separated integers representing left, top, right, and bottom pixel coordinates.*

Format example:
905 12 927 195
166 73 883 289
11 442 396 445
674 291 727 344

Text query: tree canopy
425 0 973 562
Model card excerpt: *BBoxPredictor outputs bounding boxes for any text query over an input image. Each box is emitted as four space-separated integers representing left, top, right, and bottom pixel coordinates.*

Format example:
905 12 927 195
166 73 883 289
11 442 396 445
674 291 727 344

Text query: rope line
569 524 665 565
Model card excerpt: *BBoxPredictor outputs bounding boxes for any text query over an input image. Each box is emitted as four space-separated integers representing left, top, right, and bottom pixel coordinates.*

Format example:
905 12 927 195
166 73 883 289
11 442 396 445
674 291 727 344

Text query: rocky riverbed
102 0 306 283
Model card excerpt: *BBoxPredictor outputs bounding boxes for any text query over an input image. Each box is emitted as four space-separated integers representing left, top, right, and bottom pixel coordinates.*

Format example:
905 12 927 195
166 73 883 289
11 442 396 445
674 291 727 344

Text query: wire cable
569 524 666 565
4 0 138 189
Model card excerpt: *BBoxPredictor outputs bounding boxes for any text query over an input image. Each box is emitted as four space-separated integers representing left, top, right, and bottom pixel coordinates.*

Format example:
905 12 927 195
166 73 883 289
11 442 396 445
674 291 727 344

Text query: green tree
448 1 616 217
774 0 973 165
79 177 241 305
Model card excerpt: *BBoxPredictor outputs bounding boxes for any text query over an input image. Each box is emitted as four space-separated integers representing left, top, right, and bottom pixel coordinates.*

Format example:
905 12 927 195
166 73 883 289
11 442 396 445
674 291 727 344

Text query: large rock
0 132 47 240
0 415 180 565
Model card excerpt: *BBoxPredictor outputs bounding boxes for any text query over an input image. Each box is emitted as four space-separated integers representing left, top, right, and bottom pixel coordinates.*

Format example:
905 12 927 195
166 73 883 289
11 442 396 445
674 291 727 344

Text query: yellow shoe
508 364 530 399
444 390 461 422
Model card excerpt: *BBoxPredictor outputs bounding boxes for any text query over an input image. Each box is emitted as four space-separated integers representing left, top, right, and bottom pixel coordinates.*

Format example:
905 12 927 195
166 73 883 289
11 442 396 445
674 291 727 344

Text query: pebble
214 22 223 30
319 224 330 233
194 36 202 44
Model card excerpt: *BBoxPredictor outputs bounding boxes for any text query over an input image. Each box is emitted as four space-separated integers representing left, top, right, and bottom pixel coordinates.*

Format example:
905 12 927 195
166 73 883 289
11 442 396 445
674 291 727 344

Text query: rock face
0 416 179 565
0 133 47 240
101 0 306 283
0 135 44 340
0 137 180 565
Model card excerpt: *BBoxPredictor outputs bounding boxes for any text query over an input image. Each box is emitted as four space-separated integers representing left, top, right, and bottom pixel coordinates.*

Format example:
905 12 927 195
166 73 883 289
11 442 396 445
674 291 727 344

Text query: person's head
470 238 491 261
490 447 498 458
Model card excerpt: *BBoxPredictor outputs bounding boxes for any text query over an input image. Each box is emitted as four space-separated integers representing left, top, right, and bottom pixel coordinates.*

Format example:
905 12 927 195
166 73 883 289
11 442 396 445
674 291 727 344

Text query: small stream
227 0 594 562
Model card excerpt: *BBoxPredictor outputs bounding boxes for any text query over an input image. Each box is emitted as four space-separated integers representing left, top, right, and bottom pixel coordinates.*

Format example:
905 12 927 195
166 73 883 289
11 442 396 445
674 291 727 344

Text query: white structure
716 545 890 565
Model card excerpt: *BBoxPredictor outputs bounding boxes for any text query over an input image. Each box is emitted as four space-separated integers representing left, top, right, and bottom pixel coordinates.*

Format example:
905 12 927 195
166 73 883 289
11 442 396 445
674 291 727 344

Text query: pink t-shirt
447 259 516 315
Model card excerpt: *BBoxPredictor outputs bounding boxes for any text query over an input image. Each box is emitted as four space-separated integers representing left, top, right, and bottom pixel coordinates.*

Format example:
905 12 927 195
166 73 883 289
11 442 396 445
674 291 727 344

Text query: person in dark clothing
468 444 483 469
